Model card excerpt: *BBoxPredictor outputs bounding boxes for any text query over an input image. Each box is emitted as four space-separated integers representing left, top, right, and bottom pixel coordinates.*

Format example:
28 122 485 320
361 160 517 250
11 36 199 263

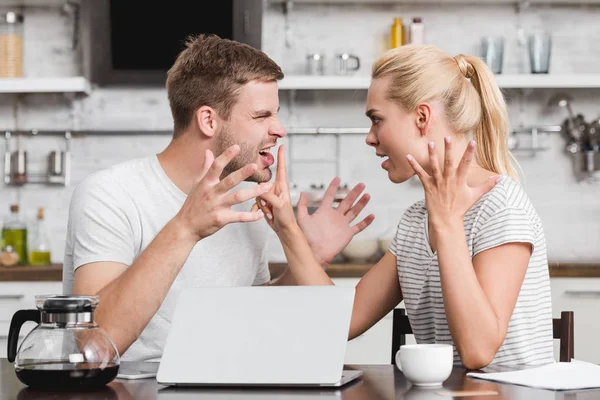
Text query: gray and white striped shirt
390 175 555 366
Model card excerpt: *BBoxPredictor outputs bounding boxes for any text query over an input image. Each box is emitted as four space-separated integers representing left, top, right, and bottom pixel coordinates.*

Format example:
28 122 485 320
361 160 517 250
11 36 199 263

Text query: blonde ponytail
372 45 519 181
456 54 518 180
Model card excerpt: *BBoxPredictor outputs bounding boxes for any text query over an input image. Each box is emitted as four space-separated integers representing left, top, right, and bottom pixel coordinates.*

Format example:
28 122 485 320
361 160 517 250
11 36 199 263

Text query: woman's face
365 76 432 183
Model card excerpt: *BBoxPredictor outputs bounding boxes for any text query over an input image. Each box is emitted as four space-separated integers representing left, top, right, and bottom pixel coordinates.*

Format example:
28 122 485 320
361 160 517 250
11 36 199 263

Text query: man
62 34 374 362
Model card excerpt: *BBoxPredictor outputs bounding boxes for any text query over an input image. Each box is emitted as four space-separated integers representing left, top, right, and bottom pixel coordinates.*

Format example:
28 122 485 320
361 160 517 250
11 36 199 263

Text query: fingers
275 144 288 191
222 182 272 207
204 144 241 183
443 136 454 178
406 154 429 183
428 141 443 182
217 163 259 193
337 182 366 214
320 177 341 208
343 193 371 222
457 140 477 184
259 191 285 209
256 198 273 221
221 210 266 224
296 191 309 220
351 214 376 235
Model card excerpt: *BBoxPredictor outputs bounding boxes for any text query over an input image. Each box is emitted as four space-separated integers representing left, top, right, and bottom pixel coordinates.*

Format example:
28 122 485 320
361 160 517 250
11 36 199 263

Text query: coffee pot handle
8 310 40 362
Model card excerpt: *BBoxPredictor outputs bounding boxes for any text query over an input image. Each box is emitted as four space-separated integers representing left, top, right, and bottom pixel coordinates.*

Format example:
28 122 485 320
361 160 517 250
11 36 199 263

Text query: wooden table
2 360 599 399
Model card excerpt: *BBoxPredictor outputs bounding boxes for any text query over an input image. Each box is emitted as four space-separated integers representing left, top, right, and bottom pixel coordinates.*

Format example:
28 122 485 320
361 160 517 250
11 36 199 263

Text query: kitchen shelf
270 0 600 4
0 77 91 95
279 74 600 90
279 75 371 90
496 74 600 89
0 0 73 6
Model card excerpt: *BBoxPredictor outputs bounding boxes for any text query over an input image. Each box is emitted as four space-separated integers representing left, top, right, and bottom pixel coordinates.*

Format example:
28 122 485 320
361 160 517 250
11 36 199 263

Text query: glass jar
8 295 120 391
0 11 24 78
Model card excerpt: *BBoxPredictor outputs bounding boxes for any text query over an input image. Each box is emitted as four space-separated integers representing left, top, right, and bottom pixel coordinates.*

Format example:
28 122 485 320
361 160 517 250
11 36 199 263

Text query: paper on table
467 360 600 391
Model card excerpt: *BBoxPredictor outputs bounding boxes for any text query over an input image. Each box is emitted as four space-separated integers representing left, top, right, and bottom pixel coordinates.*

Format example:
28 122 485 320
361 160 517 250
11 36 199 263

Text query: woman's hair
371 45 519 180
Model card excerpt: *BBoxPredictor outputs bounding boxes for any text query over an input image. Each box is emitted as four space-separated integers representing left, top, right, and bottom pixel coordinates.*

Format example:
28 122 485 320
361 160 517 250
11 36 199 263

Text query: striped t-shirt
390 175 555 366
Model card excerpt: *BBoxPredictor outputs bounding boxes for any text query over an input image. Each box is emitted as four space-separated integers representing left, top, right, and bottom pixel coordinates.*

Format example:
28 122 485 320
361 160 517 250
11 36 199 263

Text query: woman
256 44 554 369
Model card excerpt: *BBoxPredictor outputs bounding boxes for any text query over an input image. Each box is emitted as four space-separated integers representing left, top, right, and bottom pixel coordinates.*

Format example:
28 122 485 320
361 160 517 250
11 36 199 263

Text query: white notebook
467 360 600 391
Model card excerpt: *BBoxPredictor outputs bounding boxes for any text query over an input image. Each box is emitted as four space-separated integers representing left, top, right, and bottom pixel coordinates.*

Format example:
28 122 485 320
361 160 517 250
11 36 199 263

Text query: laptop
156 285 363 388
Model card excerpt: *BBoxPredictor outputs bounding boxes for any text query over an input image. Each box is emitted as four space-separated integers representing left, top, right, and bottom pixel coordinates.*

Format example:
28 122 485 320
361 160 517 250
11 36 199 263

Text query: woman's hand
406 137 499 229
252 144 298 235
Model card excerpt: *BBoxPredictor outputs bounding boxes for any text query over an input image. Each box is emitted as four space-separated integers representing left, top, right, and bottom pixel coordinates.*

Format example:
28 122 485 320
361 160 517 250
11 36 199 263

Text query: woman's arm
274 223 334 286
349 250 403 340
257 145 403 340
275 227 403 340
254 145 333 286
434 222 531 369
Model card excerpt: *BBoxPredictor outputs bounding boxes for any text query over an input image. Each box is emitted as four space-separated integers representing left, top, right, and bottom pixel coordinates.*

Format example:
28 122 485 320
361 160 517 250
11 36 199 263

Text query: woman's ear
195 106 219 138
415 103 432 137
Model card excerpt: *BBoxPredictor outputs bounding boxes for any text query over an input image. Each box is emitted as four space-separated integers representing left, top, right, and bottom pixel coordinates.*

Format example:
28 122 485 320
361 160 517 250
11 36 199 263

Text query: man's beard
214 125 272 183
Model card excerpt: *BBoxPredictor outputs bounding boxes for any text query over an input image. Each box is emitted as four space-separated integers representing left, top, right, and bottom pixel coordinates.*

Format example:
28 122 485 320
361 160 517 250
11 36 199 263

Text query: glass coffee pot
8 295 120 391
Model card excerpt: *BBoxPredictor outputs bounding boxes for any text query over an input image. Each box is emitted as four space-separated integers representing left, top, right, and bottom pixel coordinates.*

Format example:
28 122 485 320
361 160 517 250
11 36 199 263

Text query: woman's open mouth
377 153 389 169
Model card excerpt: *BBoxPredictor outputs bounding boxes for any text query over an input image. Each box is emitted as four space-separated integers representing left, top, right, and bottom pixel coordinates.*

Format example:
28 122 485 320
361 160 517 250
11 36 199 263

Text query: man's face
215 80 286 183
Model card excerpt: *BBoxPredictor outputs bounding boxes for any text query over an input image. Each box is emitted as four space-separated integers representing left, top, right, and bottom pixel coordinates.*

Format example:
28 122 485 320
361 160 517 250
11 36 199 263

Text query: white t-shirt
62 155 271 362
391 175 555 366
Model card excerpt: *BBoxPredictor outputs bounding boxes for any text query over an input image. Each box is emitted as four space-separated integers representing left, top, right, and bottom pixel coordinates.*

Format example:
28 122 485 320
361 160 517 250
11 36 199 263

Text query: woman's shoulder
393 200 427 234
402 199 427 221
473 175 542 230
481 175 535 211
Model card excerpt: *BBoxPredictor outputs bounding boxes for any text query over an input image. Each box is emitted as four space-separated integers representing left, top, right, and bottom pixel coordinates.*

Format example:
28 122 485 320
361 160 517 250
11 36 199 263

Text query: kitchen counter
269 262 600 279
1 261 600 282
0 264 63 281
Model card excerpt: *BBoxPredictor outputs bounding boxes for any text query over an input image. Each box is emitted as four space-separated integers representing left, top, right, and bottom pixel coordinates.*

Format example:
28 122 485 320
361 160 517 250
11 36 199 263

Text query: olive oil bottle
2 204 27 265
29 207 51 265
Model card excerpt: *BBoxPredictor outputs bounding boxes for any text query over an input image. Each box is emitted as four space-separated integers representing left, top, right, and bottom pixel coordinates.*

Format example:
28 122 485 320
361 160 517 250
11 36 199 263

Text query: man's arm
72 146 270 356
73 220 197 355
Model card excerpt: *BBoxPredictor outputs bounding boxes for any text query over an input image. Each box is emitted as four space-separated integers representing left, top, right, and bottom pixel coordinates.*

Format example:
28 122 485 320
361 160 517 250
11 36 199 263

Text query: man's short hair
166 34 284 137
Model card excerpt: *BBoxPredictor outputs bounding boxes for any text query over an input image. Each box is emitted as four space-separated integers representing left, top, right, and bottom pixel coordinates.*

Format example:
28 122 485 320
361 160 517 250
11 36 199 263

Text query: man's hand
296 177 375 267
174 144 272 241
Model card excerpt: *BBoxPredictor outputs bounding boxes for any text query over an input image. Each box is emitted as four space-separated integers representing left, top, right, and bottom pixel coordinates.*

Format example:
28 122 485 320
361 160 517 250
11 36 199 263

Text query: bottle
0 11 24 78
1 204 27 265
390 17 406 49
409 17 425 45
29 207 51 266
0 245 19 267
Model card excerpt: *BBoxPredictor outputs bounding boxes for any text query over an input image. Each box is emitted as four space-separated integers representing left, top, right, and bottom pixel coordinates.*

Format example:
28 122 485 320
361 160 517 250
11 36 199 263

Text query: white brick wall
0 2 598 263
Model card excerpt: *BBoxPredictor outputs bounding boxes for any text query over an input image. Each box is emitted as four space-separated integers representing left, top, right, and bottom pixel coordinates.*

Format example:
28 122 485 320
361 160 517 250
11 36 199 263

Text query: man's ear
195 106 219 137
415 103 432 137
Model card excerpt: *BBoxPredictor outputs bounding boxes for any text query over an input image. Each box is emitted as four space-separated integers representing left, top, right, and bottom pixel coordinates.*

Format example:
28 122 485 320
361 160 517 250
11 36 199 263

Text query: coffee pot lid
35 295 99 313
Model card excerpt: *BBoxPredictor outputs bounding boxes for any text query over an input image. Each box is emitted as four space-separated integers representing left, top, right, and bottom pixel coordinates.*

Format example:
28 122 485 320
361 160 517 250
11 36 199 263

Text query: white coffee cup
395 344 453 387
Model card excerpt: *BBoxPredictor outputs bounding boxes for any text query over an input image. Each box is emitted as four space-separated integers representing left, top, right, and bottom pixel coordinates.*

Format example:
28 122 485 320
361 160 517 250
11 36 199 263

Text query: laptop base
162 369 363 388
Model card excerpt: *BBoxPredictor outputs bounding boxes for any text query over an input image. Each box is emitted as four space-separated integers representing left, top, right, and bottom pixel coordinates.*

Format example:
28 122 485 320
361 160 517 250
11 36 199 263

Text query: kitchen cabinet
1 277 597 364
550 277 600 364
0 281 62 358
